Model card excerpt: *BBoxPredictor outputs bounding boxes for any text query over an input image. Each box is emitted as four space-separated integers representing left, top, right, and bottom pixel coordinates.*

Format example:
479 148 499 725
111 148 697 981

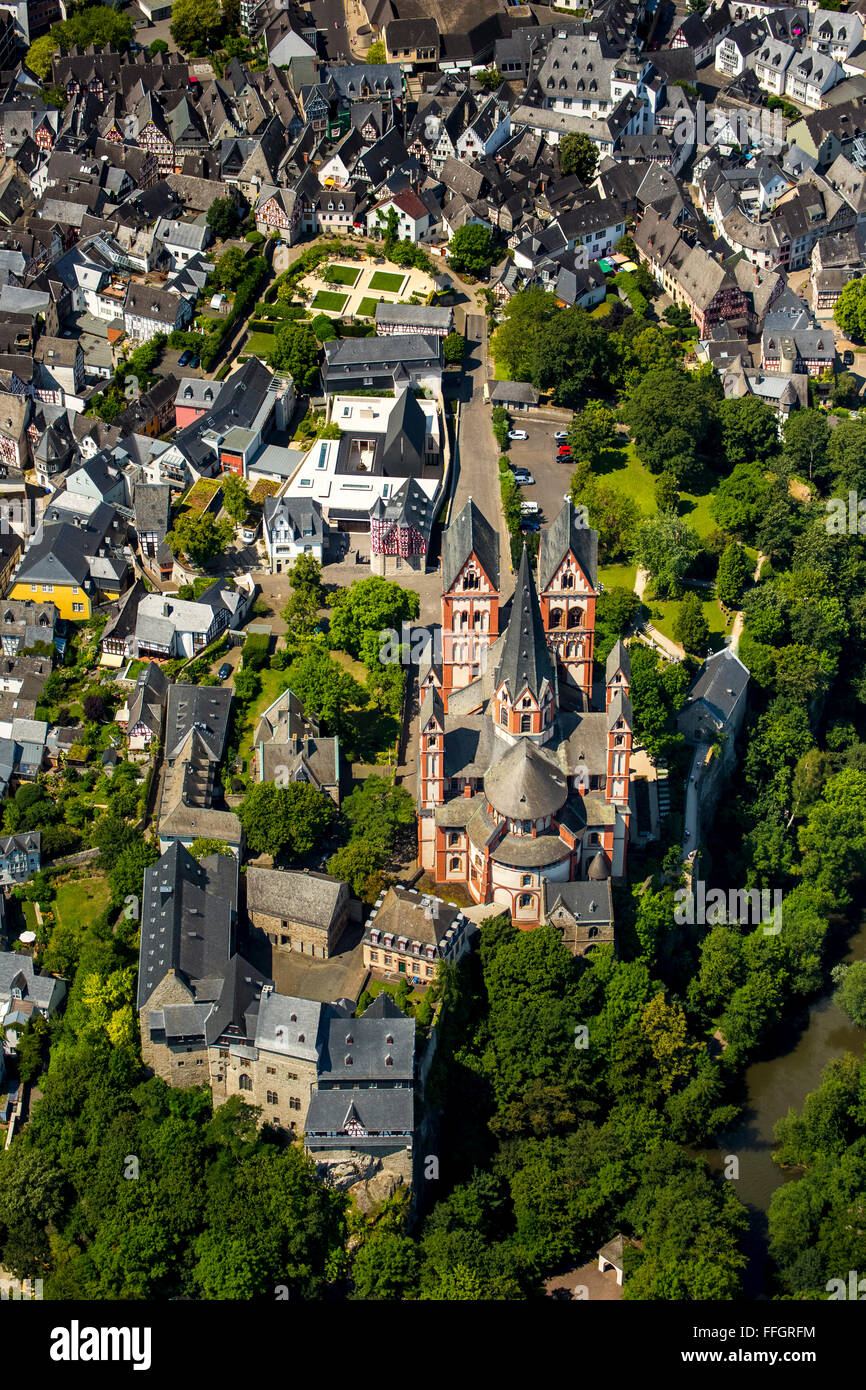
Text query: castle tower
605 639 631 711
440 499 500 711
537 501 598 705
492 546 557 746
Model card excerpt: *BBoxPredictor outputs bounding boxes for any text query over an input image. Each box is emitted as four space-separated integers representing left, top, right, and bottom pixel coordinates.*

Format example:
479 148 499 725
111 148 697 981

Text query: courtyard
298 255 435 319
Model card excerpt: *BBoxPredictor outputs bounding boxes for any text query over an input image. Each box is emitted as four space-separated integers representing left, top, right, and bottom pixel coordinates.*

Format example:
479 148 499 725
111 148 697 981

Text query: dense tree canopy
237 780 335 859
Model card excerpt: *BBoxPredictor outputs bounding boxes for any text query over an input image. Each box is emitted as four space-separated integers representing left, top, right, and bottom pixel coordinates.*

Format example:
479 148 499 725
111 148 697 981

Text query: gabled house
123 281 193 344
262 495 330 573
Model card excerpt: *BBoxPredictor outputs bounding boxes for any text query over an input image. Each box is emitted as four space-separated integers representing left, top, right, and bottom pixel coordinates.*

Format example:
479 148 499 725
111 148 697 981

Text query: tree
718 395 780 467
447 224 497 277
442 332 466 364
716 541 750 608
166 511 234 567
663 302 693 335
221 473 249 528
711 461 776 542
311 313 337 342
189 837 233 859
238 781 335 859
26 35 56 80
342 776 416 856
213 246 246 288
492 287 559 382
83 693 105 722
567 399 617 463
476 67 503 91
271 321 318 388
351 1230 419 1299
149 38 170 55
654 471 680 514
531 310 611 408
286 647 368 743
798 768 866 898
171 0 222 51
782 408 829 484
328 576 419 664
672 591 709 654
834 275 866 341
833 961 866 1027
631 511 701 598
826 415 866 494
366 40 386 63
584 483 640 563
834 371 859 408
621 365 720 485
326 841 384 899
558 131 598 183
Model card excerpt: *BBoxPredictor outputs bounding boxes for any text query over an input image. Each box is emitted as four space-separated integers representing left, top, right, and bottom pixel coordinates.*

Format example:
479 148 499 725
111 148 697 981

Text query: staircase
655 762 670 821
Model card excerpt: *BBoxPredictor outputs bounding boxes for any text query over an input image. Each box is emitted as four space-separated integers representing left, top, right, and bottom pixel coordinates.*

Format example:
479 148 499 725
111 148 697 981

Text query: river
697 915 866 1298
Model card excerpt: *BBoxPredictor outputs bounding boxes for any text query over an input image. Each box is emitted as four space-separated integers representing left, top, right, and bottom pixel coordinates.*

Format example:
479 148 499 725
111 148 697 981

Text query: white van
521 500 539 514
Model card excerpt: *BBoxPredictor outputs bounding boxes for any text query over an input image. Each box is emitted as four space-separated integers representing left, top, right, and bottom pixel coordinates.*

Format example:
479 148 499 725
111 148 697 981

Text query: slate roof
316 1004 414 1084
164 682 232 762
304 1087 414 1144
484 739 568 821
246 868 345 929
495 545 556 701
538 501 598 593
678 646 750 732
138 842 238 1011
441 497 499 593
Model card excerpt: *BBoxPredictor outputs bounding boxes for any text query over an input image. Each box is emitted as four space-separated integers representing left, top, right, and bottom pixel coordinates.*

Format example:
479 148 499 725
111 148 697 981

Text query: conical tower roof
496 545 556 704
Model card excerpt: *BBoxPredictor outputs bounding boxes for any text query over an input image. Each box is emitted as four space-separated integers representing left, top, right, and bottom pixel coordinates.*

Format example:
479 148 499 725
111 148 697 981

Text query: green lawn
236 665 293 779
598 563 637 593
311 290 349 313
245 331 276 360
356 296 381 318
646 586 732 651
595 442 718 541
324 264 361 286
368 270 404 293
492 354 511 381
54 874 112 934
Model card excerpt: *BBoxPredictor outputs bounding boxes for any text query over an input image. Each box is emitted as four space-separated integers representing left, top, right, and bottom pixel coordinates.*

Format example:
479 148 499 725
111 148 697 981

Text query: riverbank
696 906 866 1297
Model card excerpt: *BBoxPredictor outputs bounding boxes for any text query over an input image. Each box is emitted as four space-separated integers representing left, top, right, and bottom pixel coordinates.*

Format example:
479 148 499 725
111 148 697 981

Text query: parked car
521 500 540 514
512 471 535 485
557 445 572 457
178 349 192 366
189 354 200 369
217 663 232 681
508 429 529 441
843 349 855 366
554 430 569 442
520 518 540 532
241 525 258 543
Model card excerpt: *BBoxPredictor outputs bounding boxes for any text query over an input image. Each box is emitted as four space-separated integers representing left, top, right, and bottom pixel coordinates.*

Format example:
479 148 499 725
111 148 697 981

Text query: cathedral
417 499 632 935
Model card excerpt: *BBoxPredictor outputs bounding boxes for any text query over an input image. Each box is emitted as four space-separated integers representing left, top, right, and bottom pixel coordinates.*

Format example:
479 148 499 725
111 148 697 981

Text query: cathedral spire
496 545 557 707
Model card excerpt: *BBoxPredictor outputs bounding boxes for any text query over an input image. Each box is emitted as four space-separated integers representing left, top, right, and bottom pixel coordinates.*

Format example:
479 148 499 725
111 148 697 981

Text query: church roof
537 501 598 592
441 498 500 592
605 638 630 685
495 545 556 702
484 739 568 821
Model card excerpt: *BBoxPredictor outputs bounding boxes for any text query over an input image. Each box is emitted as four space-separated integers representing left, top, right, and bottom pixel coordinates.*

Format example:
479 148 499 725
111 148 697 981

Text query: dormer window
345 1034 353 1045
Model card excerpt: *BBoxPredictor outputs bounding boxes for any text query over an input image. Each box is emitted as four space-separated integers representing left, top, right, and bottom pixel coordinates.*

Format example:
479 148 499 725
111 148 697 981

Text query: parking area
505 411 575 529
